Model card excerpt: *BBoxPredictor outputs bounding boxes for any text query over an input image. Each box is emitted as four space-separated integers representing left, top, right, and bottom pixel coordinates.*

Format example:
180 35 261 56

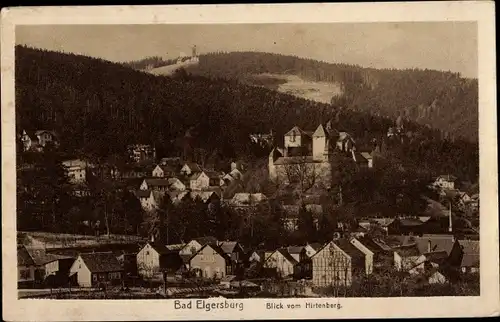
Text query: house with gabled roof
433 174 458 190
218 241 245 263
179 236 218 267
180 162 202 176
18 245 36 287
189 244 232 279
135 189 161 212
189 171 210 190
263 248 299 279
62 159 87 184
152 164 178 178
204 170 225 187
310 239 365 287
19 129 58 152
69 252 124 287
136 241 183 278
26 248 74 285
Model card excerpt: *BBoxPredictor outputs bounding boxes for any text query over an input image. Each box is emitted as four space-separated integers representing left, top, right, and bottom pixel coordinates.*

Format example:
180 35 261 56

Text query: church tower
312 124 327 161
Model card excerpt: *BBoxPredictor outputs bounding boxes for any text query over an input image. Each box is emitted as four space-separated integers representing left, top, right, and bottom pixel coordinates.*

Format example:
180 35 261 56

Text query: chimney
151 234 155 243
427 240 432 253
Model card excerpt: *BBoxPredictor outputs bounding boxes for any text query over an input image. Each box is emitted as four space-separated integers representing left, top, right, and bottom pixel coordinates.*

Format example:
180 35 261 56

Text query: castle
268 120 357 189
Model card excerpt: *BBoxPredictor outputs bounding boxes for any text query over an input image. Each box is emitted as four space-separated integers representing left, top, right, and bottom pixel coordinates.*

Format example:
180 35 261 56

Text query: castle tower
312 124 327 161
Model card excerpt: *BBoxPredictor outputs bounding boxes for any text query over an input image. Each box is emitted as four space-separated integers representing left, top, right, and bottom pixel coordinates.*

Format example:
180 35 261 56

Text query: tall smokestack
448 202 453 233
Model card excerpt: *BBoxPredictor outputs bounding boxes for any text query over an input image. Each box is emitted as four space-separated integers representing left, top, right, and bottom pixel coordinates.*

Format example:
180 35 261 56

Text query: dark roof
287 246 304 254
335 239 365 262
35 130 57 138
194 236 218 246
18 245 35 266
219 241 242 254
135 189 151 198
357 237 386 254
157 164 177 173
413 236 457 255
27 248 73 265
459 240 480 267
204 170 223 179
394 244 421 257
145 178 171 186
307 243 323 251
148 242 173 256
184 162 202 173
422 250 449 264
80 252 123 273
277 248 298 265
284 126 308 137
189 172 203 180
192 244 231 262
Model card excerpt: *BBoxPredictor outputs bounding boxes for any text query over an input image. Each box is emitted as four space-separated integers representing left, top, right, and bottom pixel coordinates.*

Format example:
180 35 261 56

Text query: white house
310 239 365 287
136 242 178 278
135 190 159 212
20 130 58 152
62 159 87 184
179 237 218 257
189 171 210 190
263 248 298 278
433 175 457 190
69 252 123 288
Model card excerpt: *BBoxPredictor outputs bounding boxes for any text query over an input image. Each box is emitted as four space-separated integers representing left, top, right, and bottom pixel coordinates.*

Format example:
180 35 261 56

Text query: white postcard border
2 2 498 321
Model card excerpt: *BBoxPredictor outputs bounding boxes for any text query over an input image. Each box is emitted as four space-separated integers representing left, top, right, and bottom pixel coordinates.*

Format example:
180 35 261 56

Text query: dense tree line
183 51 478 142
15 46 478 184
124 56 178 70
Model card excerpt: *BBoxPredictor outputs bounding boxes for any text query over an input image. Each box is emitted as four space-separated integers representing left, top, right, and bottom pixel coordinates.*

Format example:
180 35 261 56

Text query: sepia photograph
2 2 498 321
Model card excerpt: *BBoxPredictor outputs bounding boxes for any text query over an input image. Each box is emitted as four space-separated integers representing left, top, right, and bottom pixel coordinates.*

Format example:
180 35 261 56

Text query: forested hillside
183 52 478 142
15 46 478 182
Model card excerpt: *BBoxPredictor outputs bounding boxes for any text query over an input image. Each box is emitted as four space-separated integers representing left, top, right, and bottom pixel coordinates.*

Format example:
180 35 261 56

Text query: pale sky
16 22 478 78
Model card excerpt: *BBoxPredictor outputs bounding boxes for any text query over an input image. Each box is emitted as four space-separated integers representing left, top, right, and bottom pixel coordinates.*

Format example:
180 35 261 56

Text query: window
146 251 150 256
290 132 296 142
92 274 97 282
